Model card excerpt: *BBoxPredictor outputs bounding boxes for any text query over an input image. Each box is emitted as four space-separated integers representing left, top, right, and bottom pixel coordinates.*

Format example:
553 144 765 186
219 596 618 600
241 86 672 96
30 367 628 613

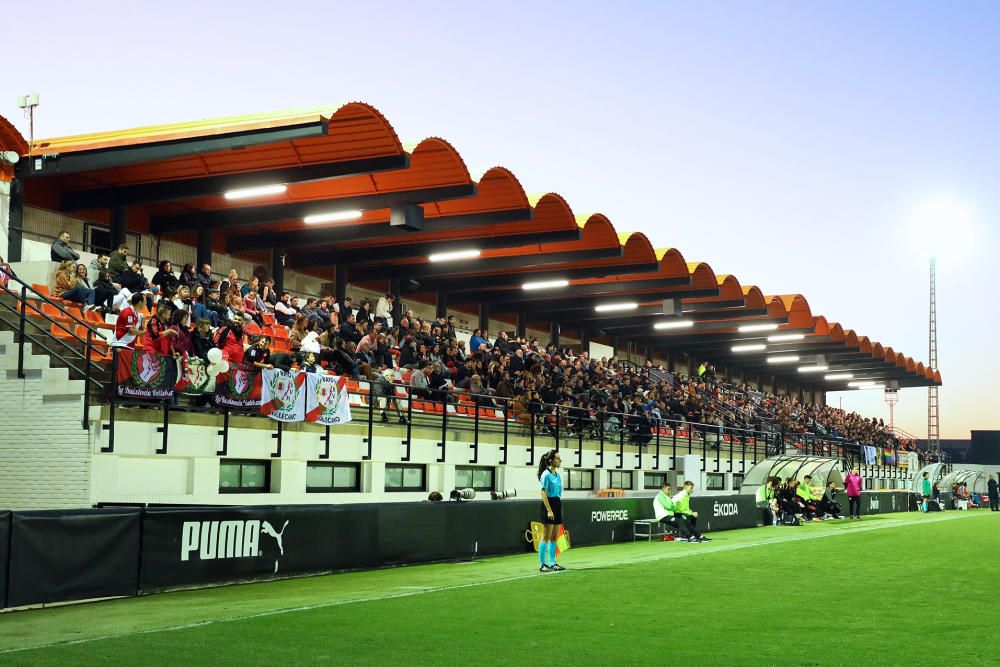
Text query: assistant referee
538 449 566 572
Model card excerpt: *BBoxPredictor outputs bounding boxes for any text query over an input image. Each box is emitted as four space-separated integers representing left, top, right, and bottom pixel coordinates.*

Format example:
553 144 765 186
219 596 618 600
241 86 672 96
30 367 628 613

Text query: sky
4 1 997 439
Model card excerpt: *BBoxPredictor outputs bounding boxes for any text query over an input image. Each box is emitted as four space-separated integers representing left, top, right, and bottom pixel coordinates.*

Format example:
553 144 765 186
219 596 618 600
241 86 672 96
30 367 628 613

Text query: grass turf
1 511 997 665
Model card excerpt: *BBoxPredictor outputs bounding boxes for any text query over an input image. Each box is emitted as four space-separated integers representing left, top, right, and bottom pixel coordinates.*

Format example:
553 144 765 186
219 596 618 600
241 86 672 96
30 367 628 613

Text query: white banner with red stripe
305 374 353 425
261 368 307 422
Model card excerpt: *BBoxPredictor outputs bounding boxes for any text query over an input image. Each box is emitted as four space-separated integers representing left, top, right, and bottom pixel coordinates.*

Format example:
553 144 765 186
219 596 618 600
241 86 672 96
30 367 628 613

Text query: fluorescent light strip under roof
732 344 766 352
767 355 800 364
653 319 694 330
595 302 639 313
825 373 854 380
223 183 287 200
428 249 481 262
768 333 806 342
303 210 363 224
848 380 877 387
522 279 569 290
738 323 779 333
798 365 830 373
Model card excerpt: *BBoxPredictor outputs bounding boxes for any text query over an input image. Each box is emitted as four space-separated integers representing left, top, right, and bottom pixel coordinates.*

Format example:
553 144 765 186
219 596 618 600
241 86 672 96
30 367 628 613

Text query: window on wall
865 478 875 490
306 462 361 493
732 474 745 490
644 472 668 490
385 464 426 492
609 470 633 490
219 460 270 494
706 473 726 491
567 469 594 491
455 466 495 492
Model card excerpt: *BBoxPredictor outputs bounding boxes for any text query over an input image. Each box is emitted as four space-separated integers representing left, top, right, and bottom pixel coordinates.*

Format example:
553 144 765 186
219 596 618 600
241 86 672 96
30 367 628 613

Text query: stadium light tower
927 256 939 451
908 197 977 453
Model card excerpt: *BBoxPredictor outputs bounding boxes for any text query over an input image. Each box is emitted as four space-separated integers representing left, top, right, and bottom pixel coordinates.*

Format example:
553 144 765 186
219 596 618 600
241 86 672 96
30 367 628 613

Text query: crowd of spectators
49 234 928 457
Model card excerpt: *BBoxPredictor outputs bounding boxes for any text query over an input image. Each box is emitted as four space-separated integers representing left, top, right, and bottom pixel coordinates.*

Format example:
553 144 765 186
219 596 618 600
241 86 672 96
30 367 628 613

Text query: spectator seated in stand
50 231 81 262
274 291 298 326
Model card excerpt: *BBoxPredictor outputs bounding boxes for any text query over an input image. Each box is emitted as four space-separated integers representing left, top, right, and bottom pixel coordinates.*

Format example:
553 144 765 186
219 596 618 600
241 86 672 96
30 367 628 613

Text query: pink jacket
845 473 863 497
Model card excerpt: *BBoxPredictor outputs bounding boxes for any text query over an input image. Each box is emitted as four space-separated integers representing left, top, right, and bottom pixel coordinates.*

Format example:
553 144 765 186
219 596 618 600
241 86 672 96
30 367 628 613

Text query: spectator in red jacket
143 303 176 355
215 320 246 365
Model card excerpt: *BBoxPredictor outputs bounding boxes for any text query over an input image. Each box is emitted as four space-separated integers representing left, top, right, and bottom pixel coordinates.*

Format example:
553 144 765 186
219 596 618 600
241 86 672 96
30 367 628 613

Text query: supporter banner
116 349 177 400
214 364 262 409
305 374 352 425
175 356 214 394
261 368 307 422
0 510 9 608
883 449 897 466
863 445 877 465
6 508 141 608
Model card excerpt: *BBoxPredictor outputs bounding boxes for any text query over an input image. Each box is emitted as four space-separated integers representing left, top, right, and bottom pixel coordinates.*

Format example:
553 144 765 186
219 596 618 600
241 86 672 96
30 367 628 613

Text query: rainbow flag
883 448 897 465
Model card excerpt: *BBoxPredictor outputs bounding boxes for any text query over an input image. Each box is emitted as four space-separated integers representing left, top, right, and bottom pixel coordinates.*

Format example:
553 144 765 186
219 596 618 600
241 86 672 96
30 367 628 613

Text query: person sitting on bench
652 481 697 541
777 478 805 524
672 480 710 542
818 480 844 519
756 477 780 526
796 475 823 521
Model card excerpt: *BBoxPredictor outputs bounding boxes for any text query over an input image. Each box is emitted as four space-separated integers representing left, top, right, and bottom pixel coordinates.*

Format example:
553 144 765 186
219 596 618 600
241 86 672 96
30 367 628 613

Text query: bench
633 518 673 541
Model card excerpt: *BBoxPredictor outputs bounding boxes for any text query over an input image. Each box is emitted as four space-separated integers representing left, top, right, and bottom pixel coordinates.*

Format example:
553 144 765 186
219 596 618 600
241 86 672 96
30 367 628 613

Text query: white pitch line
0 511 989 655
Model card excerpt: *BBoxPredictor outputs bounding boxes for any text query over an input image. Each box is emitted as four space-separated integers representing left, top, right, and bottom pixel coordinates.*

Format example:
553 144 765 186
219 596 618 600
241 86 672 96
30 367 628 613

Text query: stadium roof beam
458 285 720 314
149 184 475 234
408 261 663 292
227 207 532 252
351 248 651 282
289 228 584 267
26 118 329 177
61 154 410 210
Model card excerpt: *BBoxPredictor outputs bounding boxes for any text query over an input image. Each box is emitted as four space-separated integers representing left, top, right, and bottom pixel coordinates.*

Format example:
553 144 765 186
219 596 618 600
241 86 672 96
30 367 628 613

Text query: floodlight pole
927 256 939 451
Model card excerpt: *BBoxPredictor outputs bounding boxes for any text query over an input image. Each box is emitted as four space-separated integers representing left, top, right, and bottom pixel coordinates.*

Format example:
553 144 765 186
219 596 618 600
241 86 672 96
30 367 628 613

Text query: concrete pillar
110 204 128 251
478 302 490 332
389 278 402 324
436 290 448 319
516 311 527 339
6 177 23 262
0 179 10 261
197 227 213 270
335 264 349 302
271 248 285 294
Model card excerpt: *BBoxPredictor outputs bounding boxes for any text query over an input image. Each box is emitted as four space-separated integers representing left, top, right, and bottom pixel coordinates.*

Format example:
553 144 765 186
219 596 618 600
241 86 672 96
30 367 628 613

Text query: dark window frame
644 472 668 490
219 459 271 494
567 469 594 491
455 466 496 492
306 461 361 493
706 472 726 491
609 470 633 490
385 463 427 492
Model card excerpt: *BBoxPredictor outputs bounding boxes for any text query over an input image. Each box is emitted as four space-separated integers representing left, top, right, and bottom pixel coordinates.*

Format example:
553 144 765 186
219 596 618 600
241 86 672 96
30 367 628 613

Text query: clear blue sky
5 1 997 438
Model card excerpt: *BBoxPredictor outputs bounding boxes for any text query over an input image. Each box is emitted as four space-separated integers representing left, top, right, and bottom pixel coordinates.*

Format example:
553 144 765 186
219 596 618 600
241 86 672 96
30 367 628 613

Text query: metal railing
0 268 109 428
0 277 911 476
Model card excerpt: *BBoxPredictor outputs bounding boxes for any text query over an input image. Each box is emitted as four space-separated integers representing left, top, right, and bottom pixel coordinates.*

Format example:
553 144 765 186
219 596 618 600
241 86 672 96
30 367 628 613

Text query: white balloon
216 360 230 374
206 348 223 364
206 363 222 378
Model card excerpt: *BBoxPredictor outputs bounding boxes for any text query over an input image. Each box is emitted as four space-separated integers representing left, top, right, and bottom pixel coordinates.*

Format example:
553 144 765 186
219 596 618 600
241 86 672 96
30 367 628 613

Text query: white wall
0 331 94 509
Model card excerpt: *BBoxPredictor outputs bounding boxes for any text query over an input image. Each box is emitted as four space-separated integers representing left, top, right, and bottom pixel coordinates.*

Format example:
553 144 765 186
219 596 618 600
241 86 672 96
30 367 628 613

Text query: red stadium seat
41 302 72 323
31 284 51 298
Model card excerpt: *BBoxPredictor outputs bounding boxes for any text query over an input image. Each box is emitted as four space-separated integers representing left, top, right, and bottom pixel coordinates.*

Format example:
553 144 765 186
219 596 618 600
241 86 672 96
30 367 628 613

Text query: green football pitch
2 511 997 665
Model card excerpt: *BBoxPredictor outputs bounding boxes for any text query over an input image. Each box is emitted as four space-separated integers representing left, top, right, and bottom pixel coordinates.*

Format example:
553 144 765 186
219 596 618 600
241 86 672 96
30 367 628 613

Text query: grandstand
3 103 991 634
